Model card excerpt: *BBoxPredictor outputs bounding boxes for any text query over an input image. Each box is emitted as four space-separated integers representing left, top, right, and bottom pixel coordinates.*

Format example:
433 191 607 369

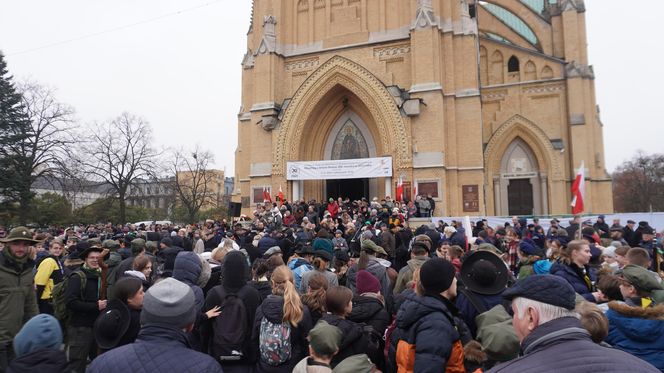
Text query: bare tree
9 81 76 223
613 151 664 212
80 112 157 223
170 146 217 222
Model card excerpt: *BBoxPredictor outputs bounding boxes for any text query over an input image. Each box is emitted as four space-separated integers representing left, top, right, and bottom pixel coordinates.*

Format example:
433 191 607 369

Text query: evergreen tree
0 51 31 221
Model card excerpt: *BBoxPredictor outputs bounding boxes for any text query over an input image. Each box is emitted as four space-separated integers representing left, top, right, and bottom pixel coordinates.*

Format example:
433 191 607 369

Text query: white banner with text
287 157 392 180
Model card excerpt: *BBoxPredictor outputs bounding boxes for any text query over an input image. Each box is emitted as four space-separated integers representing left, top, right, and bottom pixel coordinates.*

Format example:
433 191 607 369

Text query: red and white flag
277 185 284 206
571 161 585 214
396 177 404 202
265 187 272 203
263 187 269 203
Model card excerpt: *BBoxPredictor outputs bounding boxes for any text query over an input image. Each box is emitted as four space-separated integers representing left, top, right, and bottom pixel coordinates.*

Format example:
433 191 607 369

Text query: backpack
212 288 248 361
259 317 292 366
52 270 86 326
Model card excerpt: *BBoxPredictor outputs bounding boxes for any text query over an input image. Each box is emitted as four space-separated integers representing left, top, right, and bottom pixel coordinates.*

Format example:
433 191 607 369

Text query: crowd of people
0 196 663 373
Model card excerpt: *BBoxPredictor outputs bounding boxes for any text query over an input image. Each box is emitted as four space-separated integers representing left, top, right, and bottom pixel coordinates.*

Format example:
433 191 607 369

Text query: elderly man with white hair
486 275 659 373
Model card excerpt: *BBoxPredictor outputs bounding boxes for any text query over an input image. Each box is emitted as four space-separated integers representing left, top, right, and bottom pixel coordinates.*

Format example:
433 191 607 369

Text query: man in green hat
0 227 40 371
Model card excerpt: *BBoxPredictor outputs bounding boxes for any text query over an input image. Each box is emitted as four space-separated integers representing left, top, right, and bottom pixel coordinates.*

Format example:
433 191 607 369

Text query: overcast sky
0 0 661 176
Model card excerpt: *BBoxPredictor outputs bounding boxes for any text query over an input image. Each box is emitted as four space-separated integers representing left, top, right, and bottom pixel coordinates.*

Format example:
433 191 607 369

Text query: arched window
508 56 520 72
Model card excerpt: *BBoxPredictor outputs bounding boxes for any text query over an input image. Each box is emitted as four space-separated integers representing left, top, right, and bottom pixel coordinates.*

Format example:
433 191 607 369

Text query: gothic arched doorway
323 110 376 200
494 138 549 216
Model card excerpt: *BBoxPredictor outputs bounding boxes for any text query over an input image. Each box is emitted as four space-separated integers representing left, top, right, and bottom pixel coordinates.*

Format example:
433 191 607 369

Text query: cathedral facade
233 0 613 216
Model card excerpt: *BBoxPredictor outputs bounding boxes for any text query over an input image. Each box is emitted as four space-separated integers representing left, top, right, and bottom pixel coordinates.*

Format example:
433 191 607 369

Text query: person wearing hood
604 264 664 371
516 238 550 280
347 270 390 371
6 314 66 373
550 240 605 303
173 251 219 351
251 265 313 373
34 238 65 315
204 250 261 372
346 239 391 298
485 275 659 373
393 241 430 295
387 258 466 373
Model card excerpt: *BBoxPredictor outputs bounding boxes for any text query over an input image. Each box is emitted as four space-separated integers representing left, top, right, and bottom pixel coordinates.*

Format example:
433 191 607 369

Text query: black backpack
212 287 248 361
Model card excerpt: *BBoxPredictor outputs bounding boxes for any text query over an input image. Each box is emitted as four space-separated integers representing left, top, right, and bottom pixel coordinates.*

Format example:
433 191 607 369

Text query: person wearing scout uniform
604 264 664 370
0 227 40 371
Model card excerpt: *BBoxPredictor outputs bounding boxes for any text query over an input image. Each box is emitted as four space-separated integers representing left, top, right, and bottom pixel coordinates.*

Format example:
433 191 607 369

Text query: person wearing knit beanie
356 270 381 295
387 258 465 371
419 258 457 297
141 277 196 329
6 314 67 372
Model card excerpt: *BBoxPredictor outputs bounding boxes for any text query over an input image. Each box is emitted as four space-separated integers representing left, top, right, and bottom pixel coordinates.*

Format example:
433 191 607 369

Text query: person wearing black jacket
321 286 380 368
347 270 390 371
204 251 261 373
65 245 105 373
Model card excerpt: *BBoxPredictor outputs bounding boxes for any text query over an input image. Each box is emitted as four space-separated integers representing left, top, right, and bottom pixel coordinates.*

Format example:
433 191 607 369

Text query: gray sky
0 0 660 175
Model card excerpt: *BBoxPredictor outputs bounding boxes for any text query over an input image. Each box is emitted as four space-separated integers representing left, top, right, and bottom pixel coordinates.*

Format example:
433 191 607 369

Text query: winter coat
65 268 101 328
292 357 332 373
346 257 390 297
393 256 427 295
288 257 313 291
347 295 390 370
455 289 504 338
549 261 596 302
5 348 67 373
172 251 205 314
320 313 377 368
258 236 280 256
87 324 222 373
160 246 184 275
605 302 664 371
486 316 660 373
203 283 261 368
252 294 313 373
251 280 273 302
0 252 38 345
387 292 465 373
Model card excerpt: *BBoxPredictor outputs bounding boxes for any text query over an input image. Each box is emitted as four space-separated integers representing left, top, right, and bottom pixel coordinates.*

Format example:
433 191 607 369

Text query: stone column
540 174 549 215
385 177 393 198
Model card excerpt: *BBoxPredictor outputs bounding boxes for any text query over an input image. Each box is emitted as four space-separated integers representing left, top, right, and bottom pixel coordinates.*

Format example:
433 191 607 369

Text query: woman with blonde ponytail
252 265 313 373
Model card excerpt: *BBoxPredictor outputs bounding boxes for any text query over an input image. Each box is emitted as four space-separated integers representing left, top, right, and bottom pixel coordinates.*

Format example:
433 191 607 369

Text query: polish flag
277 185 284 206
571 161 585 214
265 187 272 203
396 177 404 202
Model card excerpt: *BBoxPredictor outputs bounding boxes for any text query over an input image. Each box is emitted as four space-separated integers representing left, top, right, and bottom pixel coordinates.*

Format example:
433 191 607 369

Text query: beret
503 274 576 310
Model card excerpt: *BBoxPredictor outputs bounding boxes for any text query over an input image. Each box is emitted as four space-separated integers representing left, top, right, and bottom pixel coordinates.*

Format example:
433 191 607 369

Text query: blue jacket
287 257 313 291
387 292 461 373
605 302 664 371
487 317 660 373
88 325 223 373
549 262 596 302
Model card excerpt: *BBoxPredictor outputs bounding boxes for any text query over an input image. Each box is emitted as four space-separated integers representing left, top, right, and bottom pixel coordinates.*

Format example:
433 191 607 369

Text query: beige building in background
234 0 613 216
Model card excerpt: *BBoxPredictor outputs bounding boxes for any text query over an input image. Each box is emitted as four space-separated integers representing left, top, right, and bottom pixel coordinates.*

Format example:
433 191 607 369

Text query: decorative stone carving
242 49 255 69
521 85 565 95
285 57 319 71
560 0 585 13
297 0 309 13
413 0 436 30
565 61 594 79
259 115 279 131
373 44 411 61
257 15 277 55
274 56 411 175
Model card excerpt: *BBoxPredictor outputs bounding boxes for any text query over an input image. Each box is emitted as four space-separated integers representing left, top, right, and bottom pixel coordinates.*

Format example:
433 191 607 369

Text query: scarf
80 264 102 278
2 245 29 269
570 263 593 292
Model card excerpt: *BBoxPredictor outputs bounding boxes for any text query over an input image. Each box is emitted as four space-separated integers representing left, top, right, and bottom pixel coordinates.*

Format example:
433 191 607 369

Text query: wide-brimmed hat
0 227 39 244
295 245 315 255
460 251 508 295
94 299 130 350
